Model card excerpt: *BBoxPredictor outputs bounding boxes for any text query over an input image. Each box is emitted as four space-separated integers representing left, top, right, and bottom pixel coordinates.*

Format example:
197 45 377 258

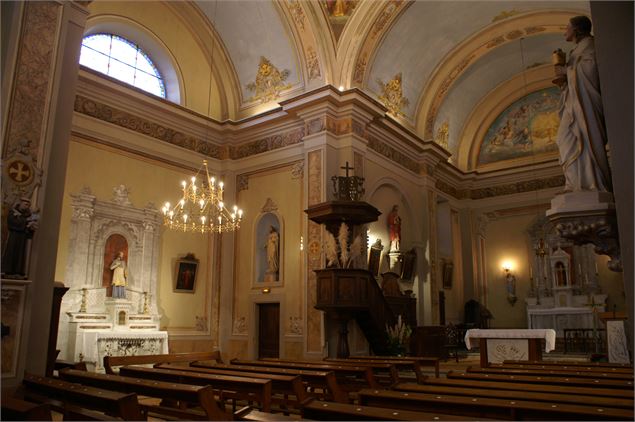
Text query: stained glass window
80 34 166 98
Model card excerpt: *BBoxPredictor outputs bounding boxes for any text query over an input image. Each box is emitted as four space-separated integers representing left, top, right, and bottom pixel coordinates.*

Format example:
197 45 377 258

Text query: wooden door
258 303 280 358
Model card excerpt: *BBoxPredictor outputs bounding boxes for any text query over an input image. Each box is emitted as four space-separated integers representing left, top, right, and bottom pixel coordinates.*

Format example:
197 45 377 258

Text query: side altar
525 218 606 337
57 186 167 372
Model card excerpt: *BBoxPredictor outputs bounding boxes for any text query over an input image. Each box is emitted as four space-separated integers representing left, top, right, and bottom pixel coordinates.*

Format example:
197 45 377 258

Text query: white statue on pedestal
554 16 612 193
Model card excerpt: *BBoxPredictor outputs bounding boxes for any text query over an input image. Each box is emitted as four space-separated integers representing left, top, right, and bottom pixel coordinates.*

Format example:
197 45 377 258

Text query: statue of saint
265 226 279 274
554 15 612 193
387 205 402 252
1 197 36 278
110 251 128 298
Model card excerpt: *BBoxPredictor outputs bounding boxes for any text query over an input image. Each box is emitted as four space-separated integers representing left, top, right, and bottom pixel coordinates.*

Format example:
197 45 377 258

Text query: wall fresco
478 87 560 166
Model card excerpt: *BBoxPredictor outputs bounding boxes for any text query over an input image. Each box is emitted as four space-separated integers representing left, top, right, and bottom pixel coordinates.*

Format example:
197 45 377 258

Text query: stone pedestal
547 192 621 272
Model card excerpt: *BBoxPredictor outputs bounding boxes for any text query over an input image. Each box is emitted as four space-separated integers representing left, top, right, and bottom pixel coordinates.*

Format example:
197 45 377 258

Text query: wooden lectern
598 311 630 364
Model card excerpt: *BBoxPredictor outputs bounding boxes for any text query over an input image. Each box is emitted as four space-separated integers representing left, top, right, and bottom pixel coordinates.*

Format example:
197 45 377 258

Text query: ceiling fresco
477 87 560 167
84 0 592 172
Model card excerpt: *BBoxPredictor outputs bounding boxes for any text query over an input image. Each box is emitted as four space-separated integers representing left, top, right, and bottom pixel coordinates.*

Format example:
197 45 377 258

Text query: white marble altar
57 186 166 371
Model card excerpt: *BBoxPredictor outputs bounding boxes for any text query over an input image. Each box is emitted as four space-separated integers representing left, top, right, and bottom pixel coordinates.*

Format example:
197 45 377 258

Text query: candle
595 262 599 274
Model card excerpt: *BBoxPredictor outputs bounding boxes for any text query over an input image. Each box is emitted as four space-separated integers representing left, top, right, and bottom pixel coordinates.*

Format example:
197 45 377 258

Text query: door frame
248 292 285 359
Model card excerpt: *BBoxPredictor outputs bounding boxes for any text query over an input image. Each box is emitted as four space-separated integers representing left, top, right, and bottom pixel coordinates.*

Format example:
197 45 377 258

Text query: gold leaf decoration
377 72 409 117
492 9 519 22
246 56 292 104
435 121 449 150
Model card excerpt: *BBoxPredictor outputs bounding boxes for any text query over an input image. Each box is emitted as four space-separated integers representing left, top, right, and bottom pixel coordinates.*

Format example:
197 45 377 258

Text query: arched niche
253 199 284 288
101 234 129 297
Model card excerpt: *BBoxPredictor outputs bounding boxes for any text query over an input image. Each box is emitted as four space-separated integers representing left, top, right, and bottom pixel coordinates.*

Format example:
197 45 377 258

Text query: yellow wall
484 214 535 328
231 164 304 358
55 139 210 330
86 1 223 119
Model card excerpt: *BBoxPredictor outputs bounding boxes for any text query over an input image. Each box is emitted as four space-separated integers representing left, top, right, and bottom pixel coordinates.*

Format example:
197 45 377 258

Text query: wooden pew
468 365 634 380
20 373 143 421
498 361 634 374
300 399 487 421
190 361 348 404
323 358 414 384
119 365 272 412
58 368 230 420
1 396 52 421
104 351 222 374
419 376 635 399
393 382 634 409
231 358 380 390
357 388 634 420
260 357 398 386
504 359 634 370
447 369 634 390
155 363 310 411
343 355 440 378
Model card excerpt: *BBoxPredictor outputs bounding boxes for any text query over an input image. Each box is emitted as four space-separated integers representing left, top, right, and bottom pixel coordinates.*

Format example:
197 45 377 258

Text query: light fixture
161 160 243 234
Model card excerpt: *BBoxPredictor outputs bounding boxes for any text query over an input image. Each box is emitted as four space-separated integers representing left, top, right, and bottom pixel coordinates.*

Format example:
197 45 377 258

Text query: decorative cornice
367 135 420 174
74 95 224 159
228 127 305 159
436 174 565 200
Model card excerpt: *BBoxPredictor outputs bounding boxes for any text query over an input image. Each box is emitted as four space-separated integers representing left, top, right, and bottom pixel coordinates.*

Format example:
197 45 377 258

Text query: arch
102 234 128 297
365 177 420 247
458 65 556 171
252 206 285 288
340 0 411 90
84 14 184 104
415 9 587 140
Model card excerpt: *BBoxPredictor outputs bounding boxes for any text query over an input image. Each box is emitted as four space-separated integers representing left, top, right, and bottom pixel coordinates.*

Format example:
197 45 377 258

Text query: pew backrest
22 373 143 421
58 368 229 420
104 351 222 374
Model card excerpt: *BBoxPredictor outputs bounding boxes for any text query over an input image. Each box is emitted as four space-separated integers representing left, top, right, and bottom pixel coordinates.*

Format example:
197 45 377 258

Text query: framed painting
442 259 453 289
368 240 383 277
401 248 417 281
174 254 198 293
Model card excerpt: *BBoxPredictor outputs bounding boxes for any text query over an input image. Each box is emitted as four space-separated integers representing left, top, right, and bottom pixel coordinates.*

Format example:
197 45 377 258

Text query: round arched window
80 33 166 98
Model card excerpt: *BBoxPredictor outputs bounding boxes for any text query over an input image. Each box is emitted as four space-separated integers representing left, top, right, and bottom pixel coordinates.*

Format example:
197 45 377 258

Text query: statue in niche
553 16 612 192
555 262 567 286
264 226 279 282
387 205 402 252
110 251 128 299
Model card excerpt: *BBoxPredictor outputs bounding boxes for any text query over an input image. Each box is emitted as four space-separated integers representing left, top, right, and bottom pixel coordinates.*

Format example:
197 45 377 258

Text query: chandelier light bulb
183 214 188 223
219 201 224 209
201 216 206 224
181 180 186 188
231 213 236 221
191 176 196 183
180 199 185 207
238 209 243 218
219 181 224 189
199 199 205 208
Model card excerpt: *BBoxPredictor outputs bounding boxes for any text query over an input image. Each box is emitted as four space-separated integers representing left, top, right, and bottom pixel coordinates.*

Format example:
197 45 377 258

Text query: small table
465 329 556 367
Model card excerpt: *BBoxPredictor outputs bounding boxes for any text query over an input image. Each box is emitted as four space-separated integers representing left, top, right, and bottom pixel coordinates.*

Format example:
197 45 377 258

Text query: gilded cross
340 161 354 177
8 161 31 183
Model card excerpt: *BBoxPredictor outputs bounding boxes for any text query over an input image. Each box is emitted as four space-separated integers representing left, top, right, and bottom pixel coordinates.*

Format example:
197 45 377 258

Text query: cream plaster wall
55 139 210 330
86 1 223 119
232 165 303 358
484 214 535 328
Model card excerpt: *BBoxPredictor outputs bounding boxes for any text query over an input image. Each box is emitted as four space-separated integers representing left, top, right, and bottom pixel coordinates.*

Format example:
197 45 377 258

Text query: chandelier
161 160 243 233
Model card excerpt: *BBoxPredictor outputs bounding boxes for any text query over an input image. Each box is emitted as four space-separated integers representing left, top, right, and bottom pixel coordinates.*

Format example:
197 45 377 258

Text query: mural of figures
478 87 560 166
321 0 359 41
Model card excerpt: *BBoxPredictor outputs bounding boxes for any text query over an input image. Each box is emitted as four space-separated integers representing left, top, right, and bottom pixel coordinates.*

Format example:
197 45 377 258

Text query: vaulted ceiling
85 0 591 172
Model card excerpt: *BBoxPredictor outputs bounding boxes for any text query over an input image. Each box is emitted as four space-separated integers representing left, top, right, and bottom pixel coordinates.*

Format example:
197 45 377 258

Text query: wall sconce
261 288 270 294
503 264 517 306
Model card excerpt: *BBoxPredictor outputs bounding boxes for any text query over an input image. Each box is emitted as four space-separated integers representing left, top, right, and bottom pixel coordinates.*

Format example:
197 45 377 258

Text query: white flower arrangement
386 314 412 355
324 222 363 268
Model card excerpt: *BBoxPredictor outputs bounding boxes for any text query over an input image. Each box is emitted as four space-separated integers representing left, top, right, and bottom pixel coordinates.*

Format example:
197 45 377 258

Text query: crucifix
340 161 354 177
